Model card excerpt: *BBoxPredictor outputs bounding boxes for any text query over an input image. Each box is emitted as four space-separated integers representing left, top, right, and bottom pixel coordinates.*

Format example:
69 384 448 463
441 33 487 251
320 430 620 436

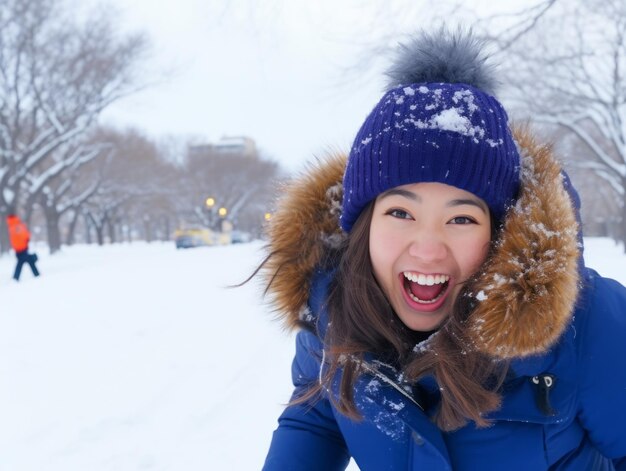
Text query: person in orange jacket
6 212 40 281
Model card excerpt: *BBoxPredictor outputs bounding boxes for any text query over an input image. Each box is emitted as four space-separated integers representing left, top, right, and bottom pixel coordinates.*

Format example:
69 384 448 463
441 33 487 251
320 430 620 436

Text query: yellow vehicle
174 228 231 248
174 228 214 248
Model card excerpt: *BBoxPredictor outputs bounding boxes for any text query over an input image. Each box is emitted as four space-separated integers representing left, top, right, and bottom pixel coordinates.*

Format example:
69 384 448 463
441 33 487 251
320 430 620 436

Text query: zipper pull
531 373 557 416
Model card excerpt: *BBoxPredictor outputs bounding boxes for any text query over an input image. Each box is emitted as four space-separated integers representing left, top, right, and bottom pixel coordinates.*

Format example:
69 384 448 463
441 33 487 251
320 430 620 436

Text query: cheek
369 222 402 280
368 228 386 278
456 235 491 276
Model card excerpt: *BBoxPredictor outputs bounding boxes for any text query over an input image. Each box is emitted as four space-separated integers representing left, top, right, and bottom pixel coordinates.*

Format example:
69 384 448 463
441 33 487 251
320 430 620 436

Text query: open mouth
402 272 450 305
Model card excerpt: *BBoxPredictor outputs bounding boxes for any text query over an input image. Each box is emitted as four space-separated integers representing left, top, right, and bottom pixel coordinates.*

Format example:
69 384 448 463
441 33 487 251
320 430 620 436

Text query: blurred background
1 0 625 253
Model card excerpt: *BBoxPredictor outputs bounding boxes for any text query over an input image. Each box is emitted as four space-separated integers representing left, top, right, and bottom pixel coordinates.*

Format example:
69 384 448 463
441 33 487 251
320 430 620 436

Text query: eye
448 216 477 225
385 209 413 220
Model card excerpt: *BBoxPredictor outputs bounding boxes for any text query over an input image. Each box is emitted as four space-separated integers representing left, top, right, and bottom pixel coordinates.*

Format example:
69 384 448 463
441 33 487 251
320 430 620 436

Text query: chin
397 309 448 332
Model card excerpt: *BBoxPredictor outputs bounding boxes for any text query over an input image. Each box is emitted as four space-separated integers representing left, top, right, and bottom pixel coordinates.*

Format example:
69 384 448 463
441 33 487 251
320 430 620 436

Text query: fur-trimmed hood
263 127 581 360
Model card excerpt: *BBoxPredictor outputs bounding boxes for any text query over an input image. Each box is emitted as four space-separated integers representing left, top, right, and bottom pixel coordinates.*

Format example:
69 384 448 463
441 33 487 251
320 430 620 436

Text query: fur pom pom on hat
385 28 497 95
340 28 520 232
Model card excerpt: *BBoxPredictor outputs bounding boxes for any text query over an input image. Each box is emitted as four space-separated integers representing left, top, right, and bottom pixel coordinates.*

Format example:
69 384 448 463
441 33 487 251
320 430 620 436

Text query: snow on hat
340 28 521 232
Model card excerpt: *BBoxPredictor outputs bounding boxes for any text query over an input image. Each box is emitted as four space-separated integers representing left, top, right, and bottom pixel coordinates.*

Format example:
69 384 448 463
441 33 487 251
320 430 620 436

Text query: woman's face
369 182 492 332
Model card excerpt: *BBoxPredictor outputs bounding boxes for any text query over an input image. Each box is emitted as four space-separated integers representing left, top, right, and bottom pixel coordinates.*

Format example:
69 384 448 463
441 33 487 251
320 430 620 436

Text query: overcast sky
96 0 523 173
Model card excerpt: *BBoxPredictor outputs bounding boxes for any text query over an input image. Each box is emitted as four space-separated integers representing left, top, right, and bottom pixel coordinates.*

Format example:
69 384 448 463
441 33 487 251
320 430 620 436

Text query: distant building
189 136 257 159
215 136 257 157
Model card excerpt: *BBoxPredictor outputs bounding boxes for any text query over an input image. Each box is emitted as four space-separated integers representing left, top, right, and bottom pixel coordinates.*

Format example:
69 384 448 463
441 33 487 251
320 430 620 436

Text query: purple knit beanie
340 29 521 232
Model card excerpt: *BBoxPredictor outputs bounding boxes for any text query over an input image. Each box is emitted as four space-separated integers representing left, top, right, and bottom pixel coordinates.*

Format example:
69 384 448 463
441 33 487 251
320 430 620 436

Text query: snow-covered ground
0 238 624 470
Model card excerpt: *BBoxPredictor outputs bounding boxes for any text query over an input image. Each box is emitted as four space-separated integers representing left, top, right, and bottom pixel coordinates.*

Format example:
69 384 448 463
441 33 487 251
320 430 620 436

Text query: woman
260 30 626 470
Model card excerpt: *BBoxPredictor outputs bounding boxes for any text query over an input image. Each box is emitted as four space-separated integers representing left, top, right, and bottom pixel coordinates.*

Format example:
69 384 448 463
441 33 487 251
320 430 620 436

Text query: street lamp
204 197 217 230
264 212 272 221
218 207 228 218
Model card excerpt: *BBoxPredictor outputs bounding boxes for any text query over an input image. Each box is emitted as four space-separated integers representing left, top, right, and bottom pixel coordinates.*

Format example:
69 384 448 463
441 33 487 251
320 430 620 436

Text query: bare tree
62 177 102 246
75 127 177 245
22 141 111 252
180 145 281 234
0 0 148 252
479 0 626 249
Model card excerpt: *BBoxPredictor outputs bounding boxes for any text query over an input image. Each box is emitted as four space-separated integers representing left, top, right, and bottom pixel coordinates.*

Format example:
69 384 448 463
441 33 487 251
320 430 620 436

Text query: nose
407 231 448 263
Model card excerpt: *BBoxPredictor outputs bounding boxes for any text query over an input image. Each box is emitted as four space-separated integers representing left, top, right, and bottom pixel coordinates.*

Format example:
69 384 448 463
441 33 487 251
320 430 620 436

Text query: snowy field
0 238 624 470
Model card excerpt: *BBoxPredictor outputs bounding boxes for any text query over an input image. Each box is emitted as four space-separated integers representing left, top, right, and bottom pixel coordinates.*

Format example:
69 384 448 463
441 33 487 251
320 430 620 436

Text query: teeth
404 272 449 286
407 290 444 304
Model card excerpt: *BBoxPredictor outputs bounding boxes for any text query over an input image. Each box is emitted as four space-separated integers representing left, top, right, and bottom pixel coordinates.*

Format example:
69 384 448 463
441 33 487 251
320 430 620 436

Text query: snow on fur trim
465 129 580 358
385 27 497 95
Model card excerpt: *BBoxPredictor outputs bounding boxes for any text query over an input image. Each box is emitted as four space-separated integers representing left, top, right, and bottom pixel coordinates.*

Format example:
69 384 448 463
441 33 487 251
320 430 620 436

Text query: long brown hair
320 201 508 431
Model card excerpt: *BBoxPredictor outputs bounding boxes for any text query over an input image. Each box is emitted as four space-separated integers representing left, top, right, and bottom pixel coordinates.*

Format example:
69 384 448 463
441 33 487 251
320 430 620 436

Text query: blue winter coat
264 268 626 470
260 131 626 470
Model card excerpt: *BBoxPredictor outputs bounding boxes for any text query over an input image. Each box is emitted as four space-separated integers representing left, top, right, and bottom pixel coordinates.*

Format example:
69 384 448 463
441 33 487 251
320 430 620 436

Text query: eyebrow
379 189 420 201
378 189 488 213
446 198 488 214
